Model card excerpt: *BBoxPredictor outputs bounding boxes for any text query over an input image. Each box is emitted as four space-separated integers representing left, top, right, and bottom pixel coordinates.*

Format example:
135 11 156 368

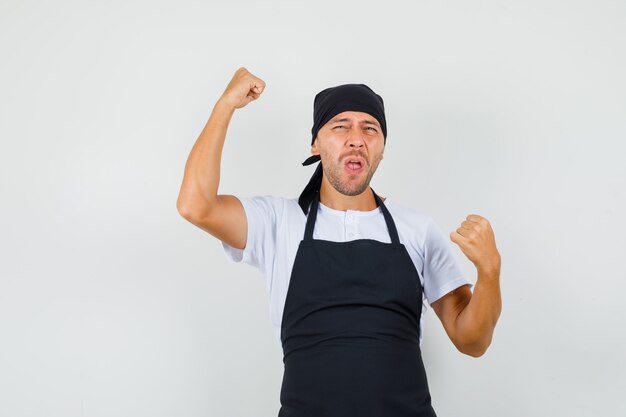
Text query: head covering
298 83 387 214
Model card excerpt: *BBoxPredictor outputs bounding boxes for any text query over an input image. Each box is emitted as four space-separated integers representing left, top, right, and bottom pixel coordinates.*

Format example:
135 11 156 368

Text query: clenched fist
219 67 266 110
450 214 501 274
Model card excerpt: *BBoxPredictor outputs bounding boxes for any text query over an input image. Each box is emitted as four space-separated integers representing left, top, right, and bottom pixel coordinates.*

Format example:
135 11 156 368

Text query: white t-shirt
222 195 474 348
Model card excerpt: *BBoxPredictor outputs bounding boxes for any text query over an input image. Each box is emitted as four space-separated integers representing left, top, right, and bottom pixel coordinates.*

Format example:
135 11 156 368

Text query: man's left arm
431 214 502 357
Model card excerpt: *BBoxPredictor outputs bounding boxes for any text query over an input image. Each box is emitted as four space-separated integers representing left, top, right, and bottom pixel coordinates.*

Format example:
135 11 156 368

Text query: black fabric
298 84 387 215
278 189 437 417
309 84 387 145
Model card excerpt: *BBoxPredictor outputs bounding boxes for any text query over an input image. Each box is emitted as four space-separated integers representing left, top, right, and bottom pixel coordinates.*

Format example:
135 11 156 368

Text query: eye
365 127 378 132
334 125 346 129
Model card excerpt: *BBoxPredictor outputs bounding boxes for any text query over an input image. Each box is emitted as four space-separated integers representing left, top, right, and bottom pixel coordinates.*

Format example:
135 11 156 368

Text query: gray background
1 0 625 416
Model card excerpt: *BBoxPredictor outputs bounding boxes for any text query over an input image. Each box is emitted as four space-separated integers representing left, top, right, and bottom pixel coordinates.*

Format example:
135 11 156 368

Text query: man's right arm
176 67 266 250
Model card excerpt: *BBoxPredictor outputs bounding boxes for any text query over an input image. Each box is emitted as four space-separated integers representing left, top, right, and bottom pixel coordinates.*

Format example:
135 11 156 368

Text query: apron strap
304 188 400 245
371 188 400 245
303 190 320 241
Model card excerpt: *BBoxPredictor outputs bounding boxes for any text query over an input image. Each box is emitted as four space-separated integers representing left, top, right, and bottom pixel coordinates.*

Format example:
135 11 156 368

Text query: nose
347 127 365 148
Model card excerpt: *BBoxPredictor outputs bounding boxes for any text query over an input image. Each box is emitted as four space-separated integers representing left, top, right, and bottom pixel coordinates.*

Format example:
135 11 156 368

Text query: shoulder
238 195 304 222
382 197 435 256
238 194 291 212
384 197 433 231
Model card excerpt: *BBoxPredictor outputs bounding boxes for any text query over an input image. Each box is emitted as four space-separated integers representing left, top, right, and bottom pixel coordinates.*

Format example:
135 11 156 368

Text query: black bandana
298 83 387 214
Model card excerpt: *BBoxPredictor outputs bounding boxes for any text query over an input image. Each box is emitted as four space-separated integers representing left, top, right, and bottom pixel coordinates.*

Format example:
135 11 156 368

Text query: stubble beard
321 151 384 197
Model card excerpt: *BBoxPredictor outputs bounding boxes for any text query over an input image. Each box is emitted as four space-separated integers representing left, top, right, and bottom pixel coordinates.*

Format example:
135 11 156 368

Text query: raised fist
219 67 266 110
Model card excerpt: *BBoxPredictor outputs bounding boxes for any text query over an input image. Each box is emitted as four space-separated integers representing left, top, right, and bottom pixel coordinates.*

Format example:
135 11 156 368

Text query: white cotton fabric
222 195 474 348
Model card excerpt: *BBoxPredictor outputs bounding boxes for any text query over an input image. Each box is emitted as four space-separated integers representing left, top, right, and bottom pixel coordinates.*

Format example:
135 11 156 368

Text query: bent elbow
176 197 209 221
176 196 192 218
456 339 490 358
463 346 487 358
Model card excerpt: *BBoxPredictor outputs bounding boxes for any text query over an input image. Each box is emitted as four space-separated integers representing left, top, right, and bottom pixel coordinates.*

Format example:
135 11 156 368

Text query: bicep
431 284 472 343
182 194 248 250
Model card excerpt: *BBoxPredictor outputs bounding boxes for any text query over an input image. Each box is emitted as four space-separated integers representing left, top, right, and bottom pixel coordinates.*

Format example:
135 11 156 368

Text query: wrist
214 97 237 115
209 99 236 126
477 258 501 278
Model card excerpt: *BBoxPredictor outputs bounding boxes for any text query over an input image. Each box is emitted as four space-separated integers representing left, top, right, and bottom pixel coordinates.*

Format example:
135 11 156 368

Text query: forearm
177 99 235 216
454 266 502 356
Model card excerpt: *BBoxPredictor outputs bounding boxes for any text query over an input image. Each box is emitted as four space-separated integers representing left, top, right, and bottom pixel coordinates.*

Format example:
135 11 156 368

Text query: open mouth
344 158 365 174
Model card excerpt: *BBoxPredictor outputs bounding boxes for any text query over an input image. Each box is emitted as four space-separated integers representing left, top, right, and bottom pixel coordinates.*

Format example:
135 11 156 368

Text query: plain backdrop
1 1 625 416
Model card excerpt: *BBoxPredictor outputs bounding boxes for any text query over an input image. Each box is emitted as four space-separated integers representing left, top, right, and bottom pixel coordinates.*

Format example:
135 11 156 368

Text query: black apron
278 189 437 417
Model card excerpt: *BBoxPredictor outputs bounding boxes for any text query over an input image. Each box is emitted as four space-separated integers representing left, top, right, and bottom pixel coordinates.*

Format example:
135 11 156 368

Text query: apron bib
278 189 437 417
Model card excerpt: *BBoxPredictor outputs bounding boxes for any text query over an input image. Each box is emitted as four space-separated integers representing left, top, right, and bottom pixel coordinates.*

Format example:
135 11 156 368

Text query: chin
343 183 370 196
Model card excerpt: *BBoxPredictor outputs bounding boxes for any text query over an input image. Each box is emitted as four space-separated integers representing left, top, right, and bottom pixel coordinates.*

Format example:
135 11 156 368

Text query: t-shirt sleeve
423 216 474 304
221 195 281 274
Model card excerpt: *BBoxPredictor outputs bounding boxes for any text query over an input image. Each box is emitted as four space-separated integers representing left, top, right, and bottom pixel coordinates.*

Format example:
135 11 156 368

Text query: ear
311 137 319 155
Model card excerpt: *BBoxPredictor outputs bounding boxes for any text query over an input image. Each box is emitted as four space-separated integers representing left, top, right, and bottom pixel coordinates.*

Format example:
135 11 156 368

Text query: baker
177 67 503 417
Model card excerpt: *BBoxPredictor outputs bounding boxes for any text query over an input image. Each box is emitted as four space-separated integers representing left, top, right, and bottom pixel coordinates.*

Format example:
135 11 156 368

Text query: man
177 67 502 417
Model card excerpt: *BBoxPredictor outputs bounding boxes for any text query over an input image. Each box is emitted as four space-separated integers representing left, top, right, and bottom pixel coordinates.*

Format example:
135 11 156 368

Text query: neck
318 178 384 211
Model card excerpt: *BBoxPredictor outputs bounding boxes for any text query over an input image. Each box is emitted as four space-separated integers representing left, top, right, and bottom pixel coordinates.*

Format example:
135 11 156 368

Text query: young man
177 67 502 417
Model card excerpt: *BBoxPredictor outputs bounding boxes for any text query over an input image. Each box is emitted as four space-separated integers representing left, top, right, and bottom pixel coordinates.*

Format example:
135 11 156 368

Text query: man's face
311 110 385 196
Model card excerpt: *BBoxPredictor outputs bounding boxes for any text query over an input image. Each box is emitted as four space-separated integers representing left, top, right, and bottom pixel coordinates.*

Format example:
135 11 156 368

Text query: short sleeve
221 195 281 274
423 216 474 304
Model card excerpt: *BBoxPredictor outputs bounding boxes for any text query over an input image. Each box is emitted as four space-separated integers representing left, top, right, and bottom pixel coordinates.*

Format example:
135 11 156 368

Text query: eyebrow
330 117 380 128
